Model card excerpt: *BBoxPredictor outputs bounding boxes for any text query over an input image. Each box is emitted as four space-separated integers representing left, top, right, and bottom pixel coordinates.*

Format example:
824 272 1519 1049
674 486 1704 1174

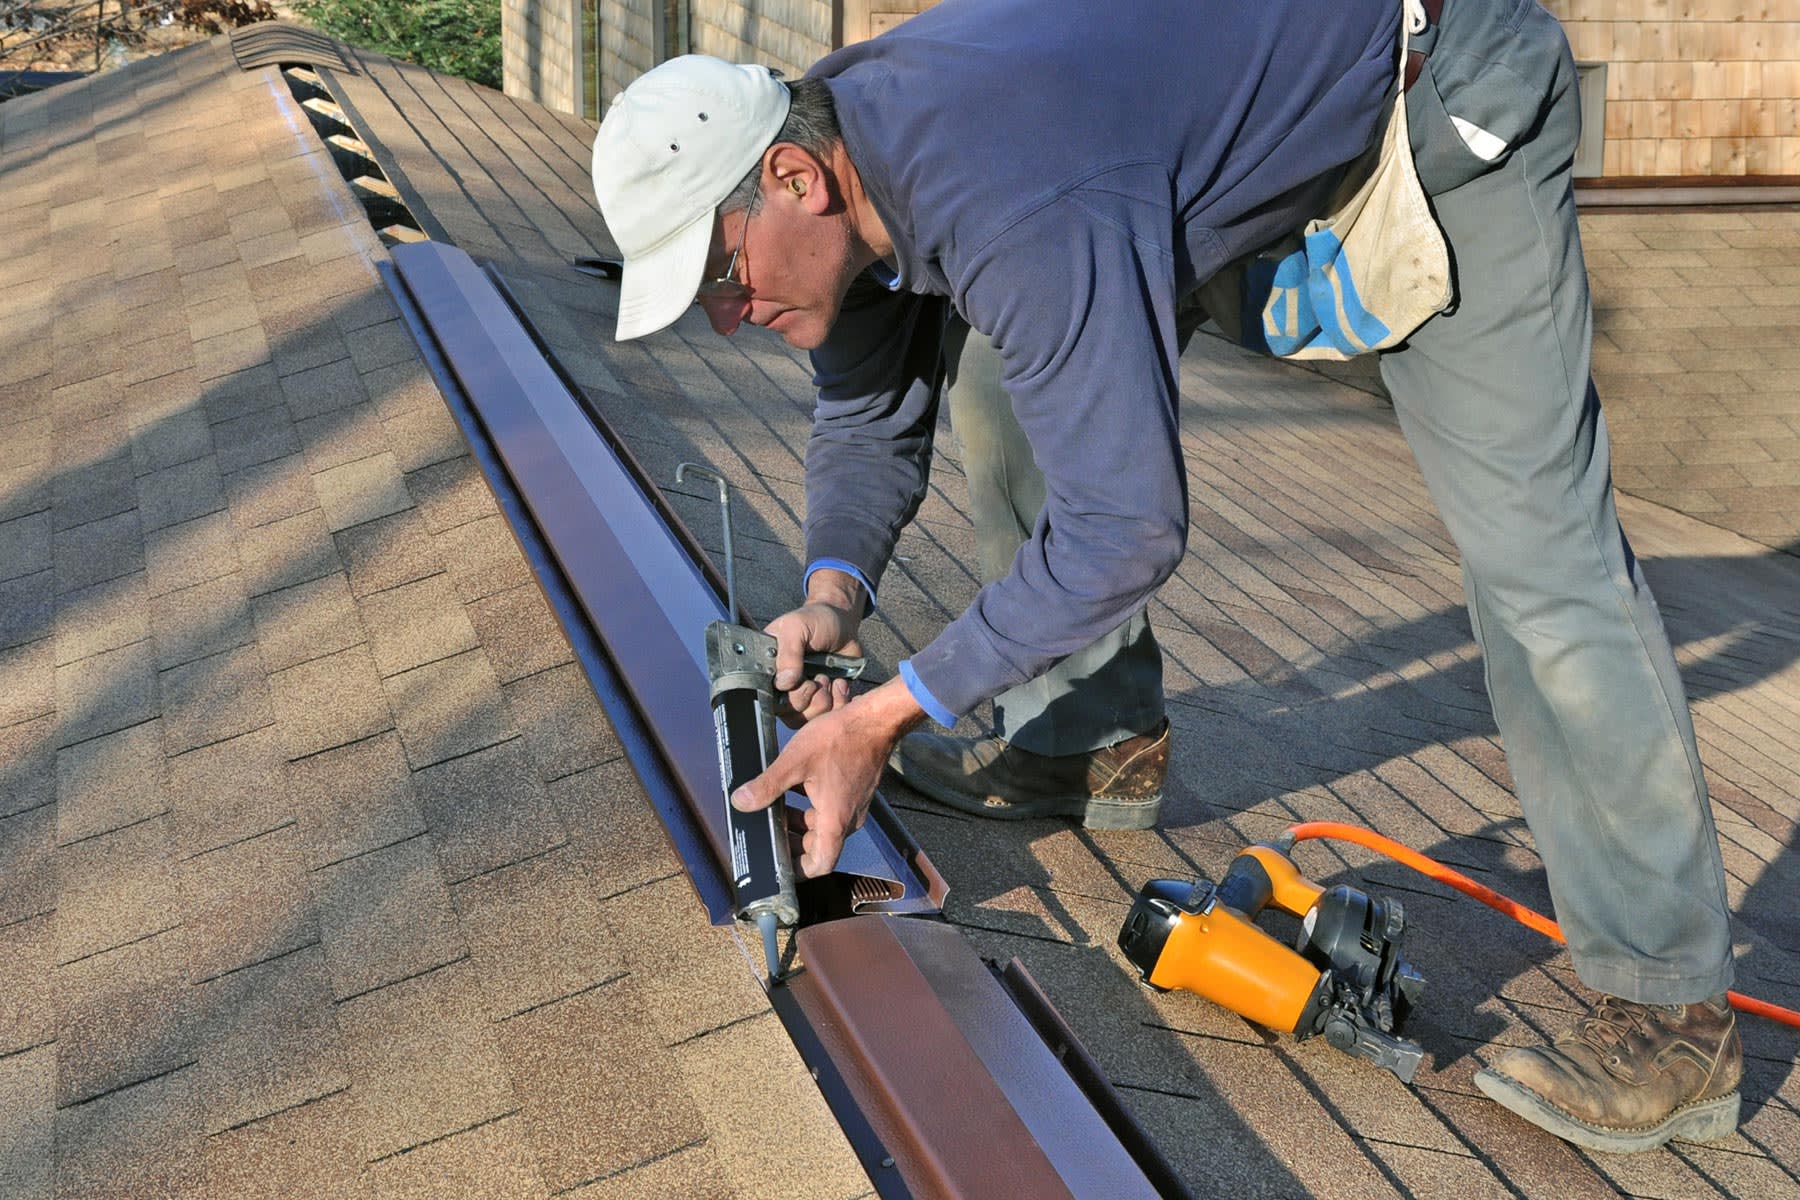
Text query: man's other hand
730 677 925 877
765 566 867 722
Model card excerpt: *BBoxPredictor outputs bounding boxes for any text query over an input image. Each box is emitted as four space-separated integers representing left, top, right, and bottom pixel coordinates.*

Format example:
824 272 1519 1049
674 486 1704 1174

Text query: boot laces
1574 996 1676 1056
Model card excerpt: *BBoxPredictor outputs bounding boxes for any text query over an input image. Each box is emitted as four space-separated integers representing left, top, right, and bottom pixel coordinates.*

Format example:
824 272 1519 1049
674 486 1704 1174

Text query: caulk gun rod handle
799 649 866 680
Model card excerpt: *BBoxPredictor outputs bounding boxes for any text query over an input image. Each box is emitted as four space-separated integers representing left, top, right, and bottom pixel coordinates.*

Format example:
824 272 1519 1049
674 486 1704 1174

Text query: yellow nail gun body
1119 844 1426 1081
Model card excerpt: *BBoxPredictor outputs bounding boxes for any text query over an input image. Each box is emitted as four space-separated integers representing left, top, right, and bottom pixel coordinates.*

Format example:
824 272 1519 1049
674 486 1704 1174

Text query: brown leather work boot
1474 994 1742 1154
886 720 1169 830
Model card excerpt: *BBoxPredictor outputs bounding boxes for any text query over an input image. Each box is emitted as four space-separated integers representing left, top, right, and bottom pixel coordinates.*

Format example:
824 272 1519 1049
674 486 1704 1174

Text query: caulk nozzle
755 911 781 981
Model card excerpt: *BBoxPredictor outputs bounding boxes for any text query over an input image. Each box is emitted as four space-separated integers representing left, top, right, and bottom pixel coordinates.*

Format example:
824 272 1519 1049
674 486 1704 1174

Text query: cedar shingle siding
1546 0 1800 177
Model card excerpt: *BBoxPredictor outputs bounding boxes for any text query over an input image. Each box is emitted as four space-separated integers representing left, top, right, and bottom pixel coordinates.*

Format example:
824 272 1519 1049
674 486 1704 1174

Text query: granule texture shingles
54 718 167 845
314 834 466 1001
54 929 196 1107
333 964 515 1159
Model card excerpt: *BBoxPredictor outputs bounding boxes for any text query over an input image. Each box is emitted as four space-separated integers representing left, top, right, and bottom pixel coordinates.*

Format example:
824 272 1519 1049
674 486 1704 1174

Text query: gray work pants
1379 0 1733 1002
939 317 1166 756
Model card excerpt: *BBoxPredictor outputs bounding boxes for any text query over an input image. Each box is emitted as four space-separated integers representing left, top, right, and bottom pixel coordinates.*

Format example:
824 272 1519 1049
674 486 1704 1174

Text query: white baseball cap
592 56 791 341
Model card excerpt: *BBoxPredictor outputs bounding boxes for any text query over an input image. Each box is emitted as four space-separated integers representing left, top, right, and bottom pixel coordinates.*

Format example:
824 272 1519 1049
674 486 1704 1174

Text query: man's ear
766 143 832 214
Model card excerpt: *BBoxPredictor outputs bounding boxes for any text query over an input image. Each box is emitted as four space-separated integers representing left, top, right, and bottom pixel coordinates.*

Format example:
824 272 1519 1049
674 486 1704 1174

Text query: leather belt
1402 0 1446 92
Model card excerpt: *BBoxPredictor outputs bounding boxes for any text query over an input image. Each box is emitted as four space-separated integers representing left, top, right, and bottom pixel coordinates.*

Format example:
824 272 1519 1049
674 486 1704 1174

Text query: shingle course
289 732 426 870
466 583 573 684
383 395 468 473
0 804 56 930
251 570 365 672
56 719 166 846
158 642 273 755
358 570 477 676
0 713 55 821
386 647 515 769
497 981 707 1195
0 917 55 1057
451 845 624 1021
373 1117 553 1198
165 724 290 858
413 737 564 883
505 663 621 783
268 643 393 760
222 450 317 531
52 1065 202 1200
313 450 411 531
54 636 158 748
54 928 196 1107
314 828 467 999
396 456 486 536
151 570 256 670
143 509 237 597
237 506 340 597
200 1090 373 1199
333 964 511 1158
191 944 347 1133
54 813 179 965
295 399 391 472
136 455 226 532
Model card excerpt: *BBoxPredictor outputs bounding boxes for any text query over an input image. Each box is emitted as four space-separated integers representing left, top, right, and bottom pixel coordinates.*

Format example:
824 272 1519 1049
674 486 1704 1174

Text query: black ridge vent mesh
230 22 354 74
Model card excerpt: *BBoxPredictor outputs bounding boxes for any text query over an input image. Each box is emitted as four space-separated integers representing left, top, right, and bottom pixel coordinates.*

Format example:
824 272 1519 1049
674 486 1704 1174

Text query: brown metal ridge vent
1575 174 1800 211
790 917 1189 1200
383 240 943 922
476 266 952 924
230 21 355 74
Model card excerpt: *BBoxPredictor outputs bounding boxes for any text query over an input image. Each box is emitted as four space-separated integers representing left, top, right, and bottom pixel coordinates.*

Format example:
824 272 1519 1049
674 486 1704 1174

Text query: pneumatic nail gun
1118 843 1427 1081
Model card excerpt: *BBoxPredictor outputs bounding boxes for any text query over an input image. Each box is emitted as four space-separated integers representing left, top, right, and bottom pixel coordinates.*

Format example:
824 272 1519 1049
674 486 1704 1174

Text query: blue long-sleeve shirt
803 0 1401 721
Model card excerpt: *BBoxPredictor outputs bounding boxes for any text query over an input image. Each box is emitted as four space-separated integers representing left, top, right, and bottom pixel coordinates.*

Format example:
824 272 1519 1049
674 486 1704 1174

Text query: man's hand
730 677 925 877
765 567 866 723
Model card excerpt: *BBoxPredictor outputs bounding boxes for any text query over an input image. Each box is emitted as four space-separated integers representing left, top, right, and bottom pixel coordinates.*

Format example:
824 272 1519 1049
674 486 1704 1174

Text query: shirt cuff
899 660 958 729
804 558 877 616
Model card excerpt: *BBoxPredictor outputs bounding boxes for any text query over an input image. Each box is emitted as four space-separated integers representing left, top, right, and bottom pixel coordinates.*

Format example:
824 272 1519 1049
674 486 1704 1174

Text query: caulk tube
706 623 800 975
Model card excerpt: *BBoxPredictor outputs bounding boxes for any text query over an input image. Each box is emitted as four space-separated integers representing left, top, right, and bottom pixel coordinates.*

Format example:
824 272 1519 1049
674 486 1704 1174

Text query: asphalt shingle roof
0 36 866 1199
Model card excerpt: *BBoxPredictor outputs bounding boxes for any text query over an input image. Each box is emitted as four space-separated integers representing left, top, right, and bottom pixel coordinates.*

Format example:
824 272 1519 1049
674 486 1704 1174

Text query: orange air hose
1281 820 1800 1030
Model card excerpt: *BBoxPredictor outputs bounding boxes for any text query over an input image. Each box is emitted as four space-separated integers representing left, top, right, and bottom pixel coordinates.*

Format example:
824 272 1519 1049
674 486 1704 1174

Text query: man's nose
698 292 749 336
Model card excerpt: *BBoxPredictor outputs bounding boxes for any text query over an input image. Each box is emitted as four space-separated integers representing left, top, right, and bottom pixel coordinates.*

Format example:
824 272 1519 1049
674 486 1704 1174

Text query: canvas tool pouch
1194 0 1452 361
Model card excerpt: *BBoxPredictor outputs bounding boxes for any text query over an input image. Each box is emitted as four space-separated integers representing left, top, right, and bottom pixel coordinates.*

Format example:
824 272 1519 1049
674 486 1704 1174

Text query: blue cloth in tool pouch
1233 3 1451 361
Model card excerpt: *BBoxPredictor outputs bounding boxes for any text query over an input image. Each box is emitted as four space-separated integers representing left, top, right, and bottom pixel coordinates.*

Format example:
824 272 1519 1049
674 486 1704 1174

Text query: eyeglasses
694 208 751 305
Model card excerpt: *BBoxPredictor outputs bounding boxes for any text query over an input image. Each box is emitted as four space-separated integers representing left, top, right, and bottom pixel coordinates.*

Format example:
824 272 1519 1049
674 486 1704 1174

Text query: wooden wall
1545 0 1800 176
689 0 832 81
501 0 582 117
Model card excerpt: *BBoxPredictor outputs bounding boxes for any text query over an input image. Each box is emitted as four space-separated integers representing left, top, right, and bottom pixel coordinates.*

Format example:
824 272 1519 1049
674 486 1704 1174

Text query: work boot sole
1474 1067 1740 1154
887 756 1162 831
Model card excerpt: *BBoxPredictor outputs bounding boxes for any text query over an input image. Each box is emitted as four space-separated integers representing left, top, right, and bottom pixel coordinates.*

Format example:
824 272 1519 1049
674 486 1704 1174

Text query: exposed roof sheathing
2 24 1798 1200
